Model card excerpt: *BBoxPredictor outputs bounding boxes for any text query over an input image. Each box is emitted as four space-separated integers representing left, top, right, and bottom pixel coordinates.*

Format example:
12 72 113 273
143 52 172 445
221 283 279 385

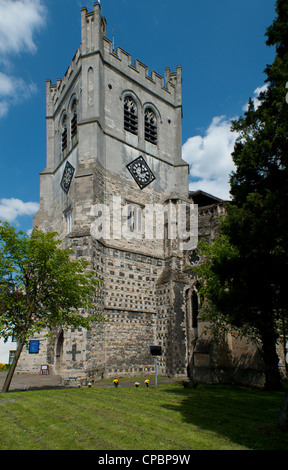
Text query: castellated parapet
46 49 81 113
102 38 182 106
46 2 182 115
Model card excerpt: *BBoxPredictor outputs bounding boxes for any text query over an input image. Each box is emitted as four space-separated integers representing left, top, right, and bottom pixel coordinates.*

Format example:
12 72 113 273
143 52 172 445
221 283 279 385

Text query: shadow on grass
161 383 288 450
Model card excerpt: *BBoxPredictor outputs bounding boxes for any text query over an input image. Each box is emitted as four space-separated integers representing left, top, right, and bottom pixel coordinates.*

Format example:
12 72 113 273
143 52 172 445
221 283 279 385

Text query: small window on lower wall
9 350 16 364
127 204 142 232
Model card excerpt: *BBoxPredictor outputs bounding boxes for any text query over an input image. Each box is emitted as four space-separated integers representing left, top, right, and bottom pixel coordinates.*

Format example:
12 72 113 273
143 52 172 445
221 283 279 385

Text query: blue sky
0 0 276 232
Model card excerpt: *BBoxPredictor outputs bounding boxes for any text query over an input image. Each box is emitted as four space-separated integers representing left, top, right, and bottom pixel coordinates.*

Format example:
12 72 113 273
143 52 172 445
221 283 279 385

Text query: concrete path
0 371 186 392
0 371 63 392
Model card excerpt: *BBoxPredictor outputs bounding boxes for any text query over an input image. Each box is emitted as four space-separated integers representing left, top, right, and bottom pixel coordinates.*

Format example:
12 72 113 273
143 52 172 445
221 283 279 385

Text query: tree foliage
194 0 288 389
0 221 102 392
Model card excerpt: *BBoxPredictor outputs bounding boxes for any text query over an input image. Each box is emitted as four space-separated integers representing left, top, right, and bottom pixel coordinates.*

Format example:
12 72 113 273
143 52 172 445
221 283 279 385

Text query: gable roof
189 190 225 207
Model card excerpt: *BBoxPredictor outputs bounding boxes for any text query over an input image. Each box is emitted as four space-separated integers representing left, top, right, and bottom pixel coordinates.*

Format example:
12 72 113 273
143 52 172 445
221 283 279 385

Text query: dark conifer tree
196 1 288 389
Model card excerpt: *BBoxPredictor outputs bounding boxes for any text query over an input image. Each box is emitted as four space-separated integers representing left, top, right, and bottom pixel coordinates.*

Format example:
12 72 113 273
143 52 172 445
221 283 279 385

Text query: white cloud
0 72 37 116
242 84 268 112
0 100 9 118
182 115 238 200
0 198 39 223
0 73 14 95
0 0 46 56
0 0 46 118
182 86 269 201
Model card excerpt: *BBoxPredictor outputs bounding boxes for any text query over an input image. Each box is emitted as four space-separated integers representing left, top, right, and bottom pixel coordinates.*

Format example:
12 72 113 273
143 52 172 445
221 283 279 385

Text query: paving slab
0 371 62 392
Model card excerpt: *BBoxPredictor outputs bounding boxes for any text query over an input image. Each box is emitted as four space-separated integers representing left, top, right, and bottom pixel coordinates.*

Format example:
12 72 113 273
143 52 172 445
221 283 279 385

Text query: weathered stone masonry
18 3 192 383
17 3 280 387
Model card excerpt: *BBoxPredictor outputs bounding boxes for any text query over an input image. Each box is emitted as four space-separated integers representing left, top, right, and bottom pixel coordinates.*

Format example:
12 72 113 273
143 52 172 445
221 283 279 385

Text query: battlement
83 2 182 105
103 35 182 101
46 3 182 114
46 48 81 114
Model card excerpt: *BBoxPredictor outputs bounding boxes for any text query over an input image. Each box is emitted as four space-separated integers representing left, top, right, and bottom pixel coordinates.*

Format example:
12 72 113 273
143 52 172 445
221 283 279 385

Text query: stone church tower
18 3 198 383
17 3 273 388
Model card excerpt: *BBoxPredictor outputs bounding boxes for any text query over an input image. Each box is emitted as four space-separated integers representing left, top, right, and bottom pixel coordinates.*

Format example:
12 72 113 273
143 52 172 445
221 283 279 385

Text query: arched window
145 108 157 144
71 100 78 139
124 96 138 135
127 204 142 232
61 114 67 153
87 67 94 106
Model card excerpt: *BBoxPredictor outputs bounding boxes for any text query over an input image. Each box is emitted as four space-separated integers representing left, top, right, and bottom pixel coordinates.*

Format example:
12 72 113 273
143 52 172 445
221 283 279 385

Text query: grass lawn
0 380 288 450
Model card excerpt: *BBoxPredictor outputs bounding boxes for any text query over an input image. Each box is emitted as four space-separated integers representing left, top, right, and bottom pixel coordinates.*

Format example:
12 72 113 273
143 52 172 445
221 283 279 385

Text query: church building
17 3 272 387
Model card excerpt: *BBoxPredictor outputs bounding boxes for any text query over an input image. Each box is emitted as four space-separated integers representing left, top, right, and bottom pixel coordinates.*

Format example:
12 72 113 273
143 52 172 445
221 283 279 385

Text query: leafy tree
194 0 288 390
0 222 102 393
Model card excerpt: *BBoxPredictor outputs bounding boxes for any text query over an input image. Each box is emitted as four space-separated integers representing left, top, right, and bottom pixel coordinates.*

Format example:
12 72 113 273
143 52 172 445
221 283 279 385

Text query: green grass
0 381 288 450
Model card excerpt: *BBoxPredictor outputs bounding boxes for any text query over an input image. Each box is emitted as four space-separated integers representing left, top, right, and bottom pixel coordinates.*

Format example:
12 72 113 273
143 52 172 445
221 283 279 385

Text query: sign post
154 357 158 389
149 345 162 389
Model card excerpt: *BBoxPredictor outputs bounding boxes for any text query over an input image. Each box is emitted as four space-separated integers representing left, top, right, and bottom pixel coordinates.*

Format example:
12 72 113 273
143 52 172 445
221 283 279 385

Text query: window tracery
124 96 138 135
145 108 157 144
71 100 78 139
61 115 67 153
